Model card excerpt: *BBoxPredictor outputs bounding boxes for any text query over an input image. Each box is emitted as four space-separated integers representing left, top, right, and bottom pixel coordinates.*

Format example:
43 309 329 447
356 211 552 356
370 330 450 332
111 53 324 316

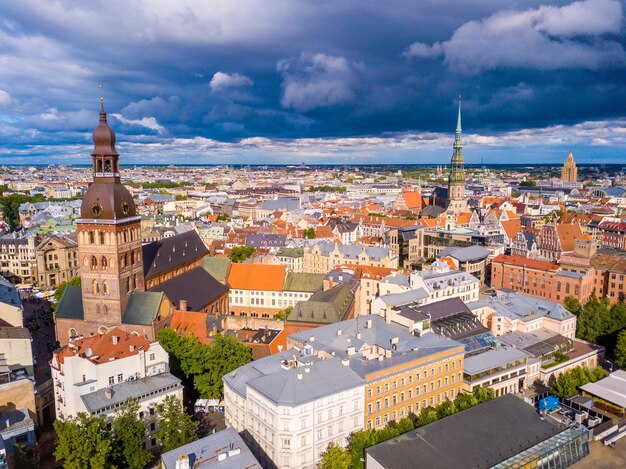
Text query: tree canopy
54 413 112 469
550 366 607 398
228 246 255 263
156 394 199 452
111 399 153 469
157 328 253 398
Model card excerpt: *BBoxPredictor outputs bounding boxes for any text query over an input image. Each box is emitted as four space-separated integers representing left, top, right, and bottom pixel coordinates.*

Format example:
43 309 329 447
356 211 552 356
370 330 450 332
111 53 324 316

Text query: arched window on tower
103 281 109 295
101 256 107 269
123 231 127 243
99 232 105 245
104 159 111 172
96 159 103 173
124 252 129 267
92 279 99 294
126 277 131 293
130 251 135 264
69 328 78 338
91 256 98 270
89 231 95 244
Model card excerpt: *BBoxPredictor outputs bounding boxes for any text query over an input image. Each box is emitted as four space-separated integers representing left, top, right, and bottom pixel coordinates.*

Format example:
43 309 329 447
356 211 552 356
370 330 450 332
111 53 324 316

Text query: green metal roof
122 291 164 325
201 257 231 283
55 285 84 320
283 272 324 293
276 247 304 258
288 283 354 325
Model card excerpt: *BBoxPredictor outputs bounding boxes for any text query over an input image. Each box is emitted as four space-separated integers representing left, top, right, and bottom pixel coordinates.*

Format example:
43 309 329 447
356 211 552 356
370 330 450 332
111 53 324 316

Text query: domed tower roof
80 104 136 220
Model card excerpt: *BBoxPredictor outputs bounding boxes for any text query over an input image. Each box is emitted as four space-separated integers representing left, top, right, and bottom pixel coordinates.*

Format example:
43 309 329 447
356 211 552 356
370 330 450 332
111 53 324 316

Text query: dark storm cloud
0 0 624 163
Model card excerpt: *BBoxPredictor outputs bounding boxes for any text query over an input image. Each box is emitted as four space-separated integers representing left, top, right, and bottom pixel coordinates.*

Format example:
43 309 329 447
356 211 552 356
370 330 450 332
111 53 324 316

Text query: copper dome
92 109 119 156
80 182 137 220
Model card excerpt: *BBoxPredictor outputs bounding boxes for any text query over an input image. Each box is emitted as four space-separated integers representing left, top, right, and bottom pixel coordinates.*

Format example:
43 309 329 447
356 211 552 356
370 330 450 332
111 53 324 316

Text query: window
150 422 156 431
117 374 123 383
108 376 114 385
150 353 155 361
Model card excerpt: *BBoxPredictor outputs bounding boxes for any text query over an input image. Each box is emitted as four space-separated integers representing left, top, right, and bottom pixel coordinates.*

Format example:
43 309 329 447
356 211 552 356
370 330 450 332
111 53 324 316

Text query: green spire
456 97 462 133
449 96 465 186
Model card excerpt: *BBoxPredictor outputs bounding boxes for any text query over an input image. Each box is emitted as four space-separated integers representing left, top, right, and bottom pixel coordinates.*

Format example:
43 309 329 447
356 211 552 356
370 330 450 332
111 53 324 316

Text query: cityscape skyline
0 0 625 164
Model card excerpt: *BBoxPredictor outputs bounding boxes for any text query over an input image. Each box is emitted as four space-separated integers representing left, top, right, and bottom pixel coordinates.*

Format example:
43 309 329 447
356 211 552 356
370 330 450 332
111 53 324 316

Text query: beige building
303 241 397 274
36 234 79 288
0 327 34 375
0 277 23 327
561 150 578 183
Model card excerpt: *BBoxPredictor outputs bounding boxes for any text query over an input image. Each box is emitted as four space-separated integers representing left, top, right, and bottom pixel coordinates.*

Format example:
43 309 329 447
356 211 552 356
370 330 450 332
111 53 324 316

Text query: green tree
415 407 438 428
303 227 316 239
347 430 376 469
194 334 253 398
471 386 495 403
273 306 292 321
156 395 198 452
228 246 255 263
54 413 112 469
563 297 582 315
320 443 350 469
436 400 457 419
216 213 230 221
550 366 607 398
615 330 626 369
111 398 153 469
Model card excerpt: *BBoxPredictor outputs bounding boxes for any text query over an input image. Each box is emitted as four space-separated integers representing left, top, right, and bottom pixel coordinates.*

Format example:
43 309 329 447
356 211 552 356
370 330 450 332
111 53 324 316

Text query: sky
0 0 625 165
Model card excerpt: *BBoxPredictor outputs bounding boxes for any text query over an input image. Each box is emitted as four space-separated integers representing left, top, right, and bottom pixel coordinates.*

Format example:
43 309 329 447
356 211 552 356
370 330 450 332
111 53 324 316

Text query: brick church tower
447 100 468 215
76 103 145 332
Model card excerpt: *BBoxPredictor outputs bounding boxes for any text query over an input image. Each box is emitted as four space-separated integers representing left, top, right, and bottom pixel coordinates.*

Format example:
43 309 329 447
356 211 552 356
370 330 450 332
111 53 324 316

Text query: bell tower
447 99 468 215
76 101 145 331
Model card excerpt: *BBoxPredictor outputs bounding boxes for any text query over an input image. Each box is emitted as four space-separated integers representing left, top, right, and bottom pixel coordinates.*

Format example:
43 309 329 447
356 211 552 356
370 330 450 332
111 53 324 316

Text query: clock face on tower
91 203 103 218
121 201 130 215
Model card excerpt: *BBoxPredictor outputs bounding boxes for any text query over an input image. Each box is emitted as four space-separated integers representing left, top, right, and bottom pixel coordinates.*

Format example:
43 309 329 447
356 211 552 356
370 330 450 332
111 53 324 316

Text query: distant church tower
76 103 145 331
561 150 578 183
447 100 468 215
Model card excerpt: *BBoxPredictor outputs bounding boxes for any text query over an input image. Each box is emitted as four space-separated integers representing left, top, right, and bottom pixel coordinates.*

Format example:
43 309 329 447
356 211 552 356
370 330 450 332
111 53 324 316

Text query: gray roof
249 356 364 406
81 372 181 414
122 291 165 325
377 288 429 307
143 230 209 280
245 233 287 247
161 428 261 469
258 198 300 211
468 292 574 323
311 240 391 262
149 266 228 312
580 370 626 409
365 394 563 469
54 285 84 320
439 245 490 262
464 346 528 375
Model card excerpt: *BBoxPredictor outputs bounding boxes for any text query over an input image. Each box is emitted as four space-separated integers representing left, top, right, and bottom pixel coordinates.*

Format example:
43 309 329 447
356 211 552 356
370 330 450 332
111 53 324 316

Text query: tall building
560 150 578 182
430 101 468 215
447 101 468 215
77 103 145 328
55 105 215 344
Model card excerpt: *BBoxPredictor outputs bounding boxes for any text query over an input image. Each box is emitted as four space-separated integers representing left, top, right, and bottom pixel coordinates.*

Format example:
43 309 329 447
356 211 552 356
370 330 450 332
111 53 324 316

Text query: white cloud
111 113 165 134
278 52 358 111
209 71 253 91
0 90 11 106
406 0 624 72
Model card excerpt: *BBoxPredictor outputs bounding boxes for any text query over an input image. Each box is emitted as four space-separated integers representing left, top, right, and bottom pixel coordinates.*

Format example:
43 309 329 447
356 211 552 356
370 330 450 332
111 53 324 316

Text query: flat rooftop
365 394 562 469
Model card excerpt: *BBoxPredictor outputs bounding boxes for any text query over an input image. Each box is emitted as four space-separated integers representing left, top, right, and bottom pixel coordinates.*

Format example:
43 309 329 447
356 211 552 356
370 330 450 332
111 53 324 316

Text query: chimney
129 345 135 352
309 336 315 343
175 454 190 469
366 319 372 329
337 329 343 336
179 299 187 311
104 387 113 400
111 335 119 345
297 372 303 380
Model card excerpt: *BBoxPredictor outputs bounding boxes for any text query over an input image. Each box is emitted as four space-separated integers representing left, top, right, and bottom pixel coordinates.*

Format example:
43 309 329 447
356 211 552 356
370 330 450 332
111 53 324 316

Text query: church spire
454 97 462 152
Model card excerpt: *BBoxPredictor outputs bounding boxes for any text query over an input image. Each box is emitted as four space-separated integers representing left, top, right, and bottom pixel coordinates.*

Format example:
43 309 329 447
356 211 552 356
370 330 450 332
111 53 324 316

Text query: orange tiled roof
501 219 522 240
439 257 458 270
56 328 150 365
315 225 334 238
168 311 208 338
337 264 397 280
456 212 472 225
556 223 584 251
227 263 286 291
402 191 423 209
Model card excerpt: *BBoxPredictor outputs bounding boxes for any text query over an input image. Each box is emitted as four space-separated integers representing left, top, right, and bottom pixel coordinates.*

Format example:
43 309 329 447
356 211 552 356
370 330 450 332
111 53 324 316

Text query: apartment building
225 315 464 468
288 315 465 431
51 329 182 450
0 233 37 284
303 240 397 275
372 260 480 316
